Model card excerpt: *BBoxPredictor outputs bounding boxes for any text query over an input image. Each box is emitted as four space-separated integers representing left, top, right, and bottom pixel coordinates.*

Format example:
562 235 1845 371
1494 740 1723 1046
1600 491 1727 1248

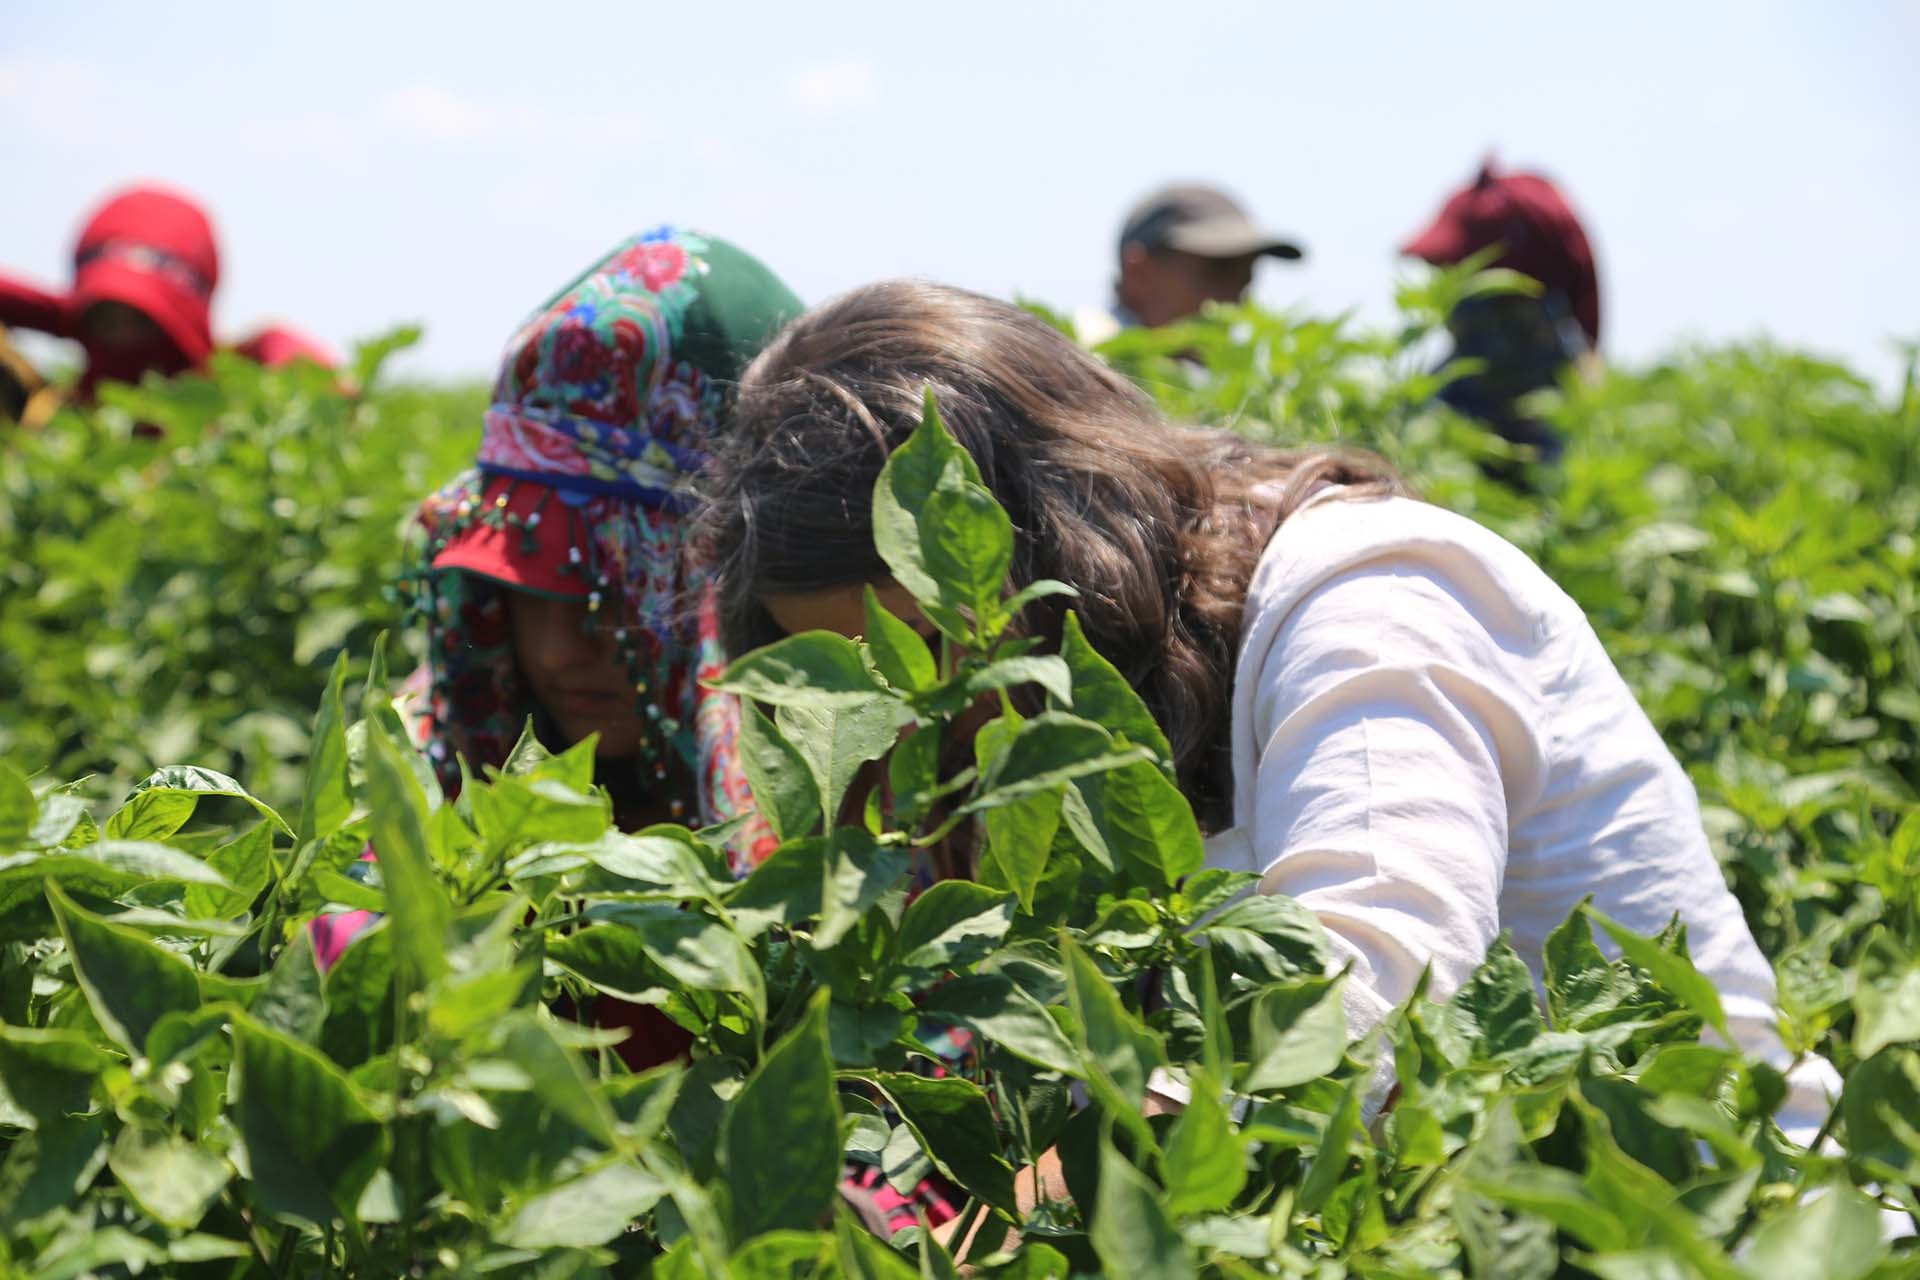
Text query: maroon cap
1402 162 1600 347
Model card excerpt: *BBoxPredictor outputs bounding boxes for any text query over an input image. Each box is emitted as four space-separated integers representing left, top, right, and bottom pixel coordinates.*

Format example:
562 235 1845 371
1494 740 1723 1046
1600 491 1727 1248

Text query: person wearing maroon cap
1401 161 1601 469
0 183 335 413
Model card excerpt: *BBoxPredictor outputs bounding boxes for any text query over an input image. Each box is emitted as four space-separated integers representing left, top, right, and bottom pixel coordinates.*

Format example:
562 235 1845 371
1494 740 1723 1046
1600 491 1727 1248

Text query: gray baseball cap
1119 183 1304 261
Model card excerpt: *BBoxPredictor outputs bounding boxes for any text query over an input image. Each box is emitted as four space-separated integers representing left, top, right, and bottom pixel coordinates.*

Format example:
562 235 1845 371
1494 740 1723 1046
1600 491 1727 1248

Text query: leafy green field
0 284 1916 1277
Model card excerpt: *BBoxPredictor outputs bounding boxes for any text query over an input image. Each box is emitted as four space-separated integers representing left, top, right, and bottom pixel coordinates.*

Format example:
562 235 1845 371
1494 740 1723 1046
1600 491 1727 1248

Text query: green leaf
1243 975 1349 1093
496 1157 666 1248
119 764 291 837
1198 948 1232 1088
1573 1094 1737 1274
556 828 721 901
1162 1073 1247 1217
917 654 1074 716
588 902 767 1021
25 791 91 851
710 631 886 707
104 789 196 842
828 1001 912 1064
1060 611 1173 767
864 583 938 692
982 1242 1070 1279
231 1010 389 1226
469 773 609 857
1459 1162 1628 1252
108 1124 232 1229
1063 934 1163 1136
318 921 395 1070
868 1071 1019 1216
894 880 1014 975
0 840 232 927
1635 1043 1737 1097
922 478 1015 633
492 1017 620 1148
0 1025 117 1124
1090 1130 1194 1279
0 761 34 852
777 697 904 829
364 716 451 985
0 1113 111 1234
1543 898 1633 1030
47 881 202 1057
886 721 944 827
185 821 276 918
1840 1048 1920 1180
835 1214 923 1278
979 785 1063 915
728 835 830 936
729 1231 834 1277
1448 935 1544 1059
1072 756 1203 891
816 827 913 951
966 712 1153 812
725 994 841 1240
1852 928 1920 1057
1295 1074 1362 1216
1196 895 1331 983
546 925 668 1003
312 867 385 911
917 973 1081 1075
434 963 539 1045
251 928 329 1043
872 386 982 639
166 1235 254 1263
1578 1076 1699 1184
1738 1181 1887 1280
739 703 824 841
1589 909 1731 1043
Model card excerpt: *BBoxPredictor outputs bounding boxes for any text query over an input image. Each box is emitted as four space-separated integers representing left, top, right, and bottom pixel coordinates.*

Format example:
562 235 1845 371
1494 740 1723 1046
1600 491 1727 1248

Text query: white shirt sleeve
1236 556 1554 1041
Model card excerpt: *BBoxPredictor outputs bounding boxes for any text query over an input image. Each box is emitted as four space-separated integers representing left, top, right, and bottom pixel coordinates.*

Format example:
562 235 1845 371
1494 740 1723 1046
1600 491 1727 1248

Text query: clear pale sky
4 1 1916 387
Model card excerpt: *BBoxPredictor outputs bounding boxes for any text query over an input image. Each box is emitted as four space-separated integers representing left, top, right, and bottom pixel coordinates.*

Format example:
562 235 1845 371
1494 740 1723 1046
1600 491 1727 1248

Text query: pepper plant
2 392 1918 1278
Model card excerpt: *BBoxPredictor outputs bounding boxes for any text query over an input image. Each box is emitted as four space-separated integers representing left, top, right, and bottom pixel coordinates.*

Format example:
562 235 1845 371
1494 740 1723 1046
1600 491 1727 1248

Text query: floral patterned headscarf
404 228 801 868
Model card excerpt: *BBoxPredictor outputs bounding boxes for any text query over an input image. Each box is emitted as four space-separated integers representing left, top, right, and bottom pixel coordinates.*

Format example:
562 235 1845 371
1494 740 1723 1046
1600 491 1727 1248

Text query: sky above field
3 1 1916 389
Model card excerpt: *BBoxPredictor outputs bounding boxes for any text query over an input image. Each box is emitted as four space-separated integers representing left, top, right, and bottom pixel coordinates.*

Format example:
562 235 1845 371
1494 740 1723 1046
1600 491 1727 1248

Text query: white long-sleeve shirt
1200 494 1837 1136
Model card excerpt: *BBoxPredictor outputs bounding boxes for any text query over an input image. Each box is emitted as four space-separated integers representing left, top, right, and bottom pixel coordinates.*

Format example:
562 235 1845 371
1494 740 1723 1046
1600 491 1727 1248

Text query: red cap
68 186 219 366
1402 161 1601 347
430 474 589 598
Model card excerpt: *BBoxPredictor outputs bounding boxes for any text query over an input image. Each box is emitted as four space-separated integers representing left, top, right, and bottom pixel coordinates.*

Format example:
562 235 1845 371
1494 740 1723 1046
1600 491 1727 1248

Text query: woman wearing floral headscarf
310 229 803 1063
404 228 800 837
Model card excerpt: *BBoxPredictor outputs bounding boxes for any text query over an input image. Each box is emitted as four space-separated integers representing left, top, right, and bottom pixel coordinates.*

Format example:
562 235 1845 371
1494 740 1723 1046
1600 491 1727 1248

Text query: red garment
0 272 72 339
1402 161 1602 348
230 325 338 370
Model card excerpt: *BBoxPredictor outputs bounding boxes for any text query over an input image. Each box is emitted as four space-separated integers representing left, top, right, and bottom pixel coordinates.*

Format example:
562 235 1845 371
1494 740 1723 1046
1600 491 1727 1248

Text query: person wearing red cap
0 184 335 413
1401 161 1601 468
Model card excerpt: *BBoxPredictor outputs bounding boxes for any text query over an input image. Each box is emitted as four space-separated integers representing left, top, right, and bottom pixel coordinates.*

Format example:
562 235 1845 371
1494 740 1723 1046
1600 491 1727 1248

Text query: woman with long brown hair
703 279 1835 1138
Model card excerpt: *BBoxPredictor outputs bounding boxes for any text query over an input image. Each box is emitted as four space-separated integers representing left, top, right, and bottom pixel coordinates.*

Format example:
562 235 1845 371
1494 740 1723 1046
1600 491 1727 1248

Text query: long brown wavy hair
701 281 1410 830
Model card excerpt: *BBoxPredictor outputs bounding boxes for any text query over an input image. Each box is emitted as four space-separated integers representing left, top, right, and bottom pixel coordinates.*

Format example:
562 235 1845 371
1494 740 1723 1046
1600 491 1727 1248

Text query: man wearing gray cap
1104 182 1305 332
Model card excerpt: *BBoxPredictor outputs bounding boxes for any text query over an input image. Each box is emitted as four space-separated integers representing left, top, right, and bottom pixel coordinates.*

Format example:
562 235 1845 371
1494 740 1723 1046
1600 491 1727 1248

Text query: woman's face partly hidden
79 300 169 352
504 591 647 758
760 580 928 644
